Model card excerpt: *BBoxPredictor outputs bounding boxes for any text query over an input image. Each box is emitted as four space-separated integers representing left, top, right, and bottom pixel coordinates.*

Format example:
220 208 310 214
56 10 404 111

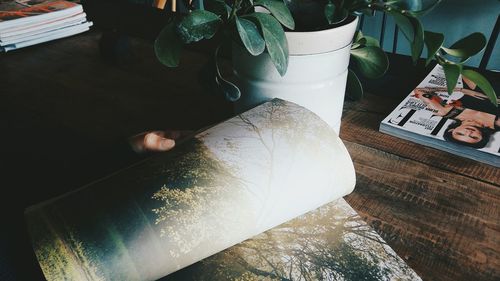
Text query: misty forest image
22 99 407 281
164 198 421 281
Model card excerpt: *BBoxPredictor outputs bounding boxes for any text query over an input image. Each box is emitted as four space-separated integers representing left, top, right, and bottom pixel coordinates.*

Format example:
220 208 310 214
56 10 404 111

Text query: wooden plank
344 140 500 281
340 94 500 186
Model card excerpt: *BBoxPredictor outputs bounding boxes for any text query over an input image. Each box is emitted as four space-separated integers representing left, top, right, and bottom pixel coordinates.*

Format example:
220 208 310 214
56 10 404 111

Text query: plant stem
230 0 243 21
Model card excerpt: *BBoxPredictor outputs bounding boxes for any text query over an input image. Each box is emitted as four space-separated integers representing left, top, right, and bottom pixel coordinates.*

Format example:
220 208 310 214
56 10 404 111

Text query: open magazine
380 65 500 167
26 99 422 280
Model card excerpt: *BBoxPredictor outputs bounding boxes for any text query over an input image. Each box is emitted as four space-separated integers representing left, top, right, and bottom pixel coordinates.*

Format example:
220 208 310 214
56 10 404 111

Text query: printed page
164 197 422 281
25 99 356 281
381 65 500 162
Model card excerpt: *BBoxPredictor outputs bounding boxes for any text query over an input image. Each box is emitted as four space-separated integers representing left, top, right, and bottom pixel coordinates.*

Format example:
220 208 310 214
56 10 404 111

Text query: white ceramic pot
232 17 359 134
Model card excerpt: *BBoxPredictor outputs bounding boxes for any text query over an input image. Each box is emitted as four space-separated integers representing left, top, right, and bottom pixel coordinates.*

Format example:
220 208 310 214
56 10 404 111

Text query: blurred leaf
353 30 363 43
388 11 414 42
389 11 423 63
405 0 442 16
461 69 498 106
410 16 424 63
386 0 422 11
441 62 461 94
217 74 242 101
363 35 380 47
246 13 289 76
176 10 222 43
236 16 266 56
324 0 349 25
204 0 231 19
155 22 183 67
423 31 444 66
441 32 487 60
254 0 295 29
350 46 389 79
352 31 380 48
346 69 364 100
325 1 336 24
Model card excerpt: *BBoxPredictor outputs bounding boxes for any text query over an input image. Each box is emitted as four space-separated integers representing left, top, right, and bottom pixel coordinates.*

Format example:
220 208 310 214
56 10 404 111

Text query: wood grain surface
341 95 500 281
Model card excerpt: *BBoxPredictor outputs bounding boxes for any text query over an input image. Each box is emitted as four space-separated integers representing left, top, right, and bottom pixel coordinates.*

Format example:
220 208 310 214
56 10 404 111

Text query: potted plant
154 0 497 133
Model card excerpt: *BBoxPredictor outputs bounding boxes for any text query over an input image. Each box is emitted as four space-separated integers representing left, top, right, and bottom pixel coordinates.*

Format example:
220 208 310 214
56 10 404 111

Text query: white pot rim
285 16 359 55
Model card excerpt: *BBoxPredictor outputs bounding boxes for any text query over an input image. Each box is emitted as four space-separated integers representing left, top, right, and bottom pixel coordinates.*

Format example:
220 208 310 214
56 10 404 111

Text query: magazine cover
0 0 80 25
25 99 359 281
380 65 500 167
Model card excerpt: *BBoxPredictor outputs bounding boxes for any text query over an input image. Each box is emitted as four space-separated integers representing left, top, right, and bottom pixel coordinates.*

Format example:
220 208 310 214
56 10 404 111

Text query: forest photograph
163 198 421 281
25 99 361 281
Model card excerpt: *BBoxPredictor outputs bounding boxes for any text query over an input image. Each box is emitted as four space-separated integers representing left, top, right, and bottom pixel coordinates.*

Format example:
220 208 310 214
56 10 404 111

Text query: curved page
25 99 356 281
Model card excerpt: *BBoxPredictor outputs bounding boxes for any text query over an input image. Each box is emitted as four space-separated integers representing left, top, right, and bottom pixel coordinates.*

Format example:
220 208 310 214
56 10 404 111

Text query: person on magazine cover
413 82 500 149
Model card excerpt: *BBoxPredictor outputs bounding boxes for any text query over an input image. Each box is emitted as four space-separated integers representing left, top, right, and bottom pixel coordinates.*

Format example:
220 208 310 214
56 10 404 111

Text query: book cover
380 65 500 167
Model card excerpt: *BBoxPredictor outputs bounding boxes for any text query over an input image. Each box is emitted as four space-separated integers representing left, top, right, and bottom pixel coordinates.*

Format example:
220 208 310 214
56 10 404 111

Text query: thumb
144 132 176 152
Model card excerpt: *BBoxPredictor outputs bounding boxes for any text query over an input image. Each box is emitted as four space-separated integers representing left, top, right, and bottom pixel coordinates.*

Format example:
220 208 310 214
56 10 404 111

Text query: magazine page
381 65 500 165
164 197 421 281
25 99 356 281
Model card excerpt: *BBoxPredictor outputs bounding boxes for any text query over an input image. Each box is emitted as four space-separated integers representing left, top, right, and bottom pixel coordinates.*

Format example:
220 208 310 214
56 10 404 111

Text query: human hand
128 130 192 153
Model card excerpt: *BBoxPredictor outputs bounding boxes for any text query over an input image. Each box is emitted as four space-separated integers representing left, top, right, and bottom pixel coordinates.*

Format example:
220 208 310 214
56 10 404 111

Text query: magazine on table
26 99 422 280
0 0 91 51
380 65 500 167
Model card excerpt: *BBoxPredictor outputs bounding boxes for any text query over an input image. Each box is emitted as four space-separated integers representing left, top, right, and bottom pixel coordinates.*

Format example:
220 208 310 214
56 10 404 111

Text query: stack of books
0 0 92 52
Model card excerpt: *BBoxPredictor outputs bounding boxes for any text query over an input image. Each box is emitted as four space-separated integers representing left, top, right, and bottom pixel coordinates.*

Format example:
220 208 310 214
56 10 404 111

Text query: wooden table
0 30 498 281
341 96 500 281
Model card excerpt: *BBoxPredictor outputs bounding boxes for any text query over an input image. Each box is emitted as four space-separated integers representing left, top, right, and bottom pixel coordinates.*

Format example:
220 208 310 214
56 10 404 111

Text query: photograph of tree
25 99 363 281
164 198 422 281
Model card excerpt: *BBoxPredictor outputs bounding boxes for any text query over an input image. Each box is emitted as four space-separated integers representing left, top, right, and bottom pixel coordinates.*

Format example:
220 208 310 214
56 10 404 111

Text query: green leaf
388 11 423 63
410 16 424 63
254 0 295 30
346 69 364 100
325 1 336 25
423 31 444 66
236 17 266 56
246 13 289 76
363 35 380 47
350 46 389 79
405 0 442 16
387 0 423 11
441 32 487 60
461 69 498 106
204 0 231 19
352 31 380 48
176 10 222 44
388 11 414 43
441 62 461 94
353 30 363 43
324 1 348 25
155 22 183 67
